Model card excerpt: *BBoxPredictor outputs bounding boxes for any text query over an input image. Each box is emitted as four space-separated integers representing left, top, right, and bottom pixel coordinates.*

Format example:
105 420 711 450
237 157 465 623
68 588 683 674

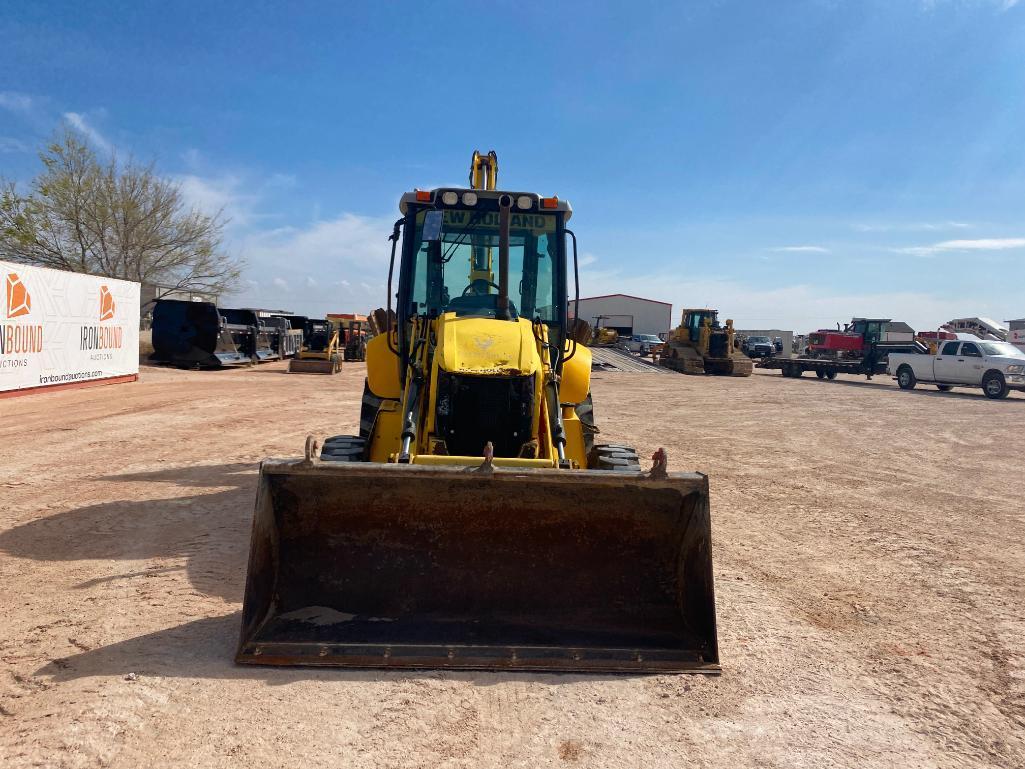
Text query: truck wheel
825 371 837 380
815 369 826 379
896 365 916 390
982 371 1009 400
936 384 952 392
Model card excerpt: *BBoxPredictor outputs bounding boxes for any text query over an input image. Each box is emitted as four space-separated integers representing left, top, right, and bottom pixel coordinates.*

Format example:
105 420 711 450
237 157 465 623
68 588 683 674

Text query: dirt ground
1 361 1023 769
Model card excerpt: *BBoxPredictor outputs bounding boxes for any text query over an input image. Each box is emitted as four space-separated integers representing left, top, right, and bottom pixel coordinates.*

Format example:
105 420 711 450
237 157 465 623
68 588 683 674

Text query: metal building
569 294 672 337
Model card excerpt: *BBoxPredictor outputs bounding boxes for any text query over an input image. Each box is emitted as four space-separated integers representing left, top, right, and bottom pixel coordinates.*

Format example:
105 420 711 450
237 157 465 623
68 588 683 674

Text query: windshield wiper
440 209 488 263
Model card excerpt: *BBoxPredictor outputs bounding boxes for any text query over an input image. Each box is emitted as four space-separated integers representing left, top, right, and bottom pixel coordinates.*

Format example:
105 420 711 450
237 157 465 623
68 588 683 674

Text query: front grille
435 373 535 458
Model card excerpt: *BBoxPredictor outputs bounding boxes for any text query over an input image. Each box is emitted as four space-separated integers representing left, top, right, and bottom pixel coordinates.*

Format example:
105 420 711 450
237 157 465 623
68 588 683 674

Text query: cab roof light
541 196 559 209
415 190 432 202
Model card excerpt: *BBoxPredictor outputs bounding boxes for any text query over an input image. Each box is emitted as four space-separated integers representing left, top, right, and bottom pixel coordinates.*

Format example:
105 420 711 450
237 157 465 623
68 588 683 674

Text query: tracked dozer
237 152 719 673
660 308 753 376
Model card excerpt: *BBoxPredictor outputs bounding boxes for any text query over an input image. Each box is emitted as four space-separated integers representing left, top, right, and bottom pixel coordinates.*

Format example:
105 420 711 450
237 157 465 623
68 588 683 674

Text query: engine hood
436 314 540 376
987 355 1025 367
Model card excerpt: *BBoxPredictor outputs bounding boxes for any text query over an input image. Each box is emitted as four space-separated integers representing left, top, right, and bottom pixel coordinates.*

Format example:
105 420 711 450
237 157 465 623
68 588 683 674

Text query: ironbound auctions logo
2 273 43 356
80 284 123 350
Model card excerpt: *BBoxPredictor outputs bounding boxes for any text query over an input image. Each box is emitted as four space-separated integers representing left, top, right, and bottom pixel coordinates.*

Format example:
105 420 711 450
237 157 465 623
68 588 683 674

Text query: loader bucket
236 460 719 673
288 357 340 374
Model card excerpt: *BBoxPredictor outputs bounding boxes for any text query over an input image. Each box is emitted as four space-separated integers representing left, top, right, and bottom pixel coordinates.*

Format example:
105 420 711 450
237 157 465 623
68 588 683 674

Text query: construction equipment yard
1 364 1023 769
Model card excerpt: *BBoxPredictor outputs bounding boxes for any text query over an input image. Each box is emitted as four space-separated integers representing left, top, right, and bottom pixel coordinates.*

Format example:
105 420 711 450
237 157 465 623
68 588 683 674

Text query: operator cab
397 187 574 326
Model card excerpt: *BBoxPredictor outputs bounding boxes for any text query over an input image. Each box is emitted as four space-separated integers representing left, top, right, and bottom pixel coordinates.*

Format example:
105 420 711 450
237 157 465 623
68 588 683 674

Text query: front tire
589 444 642 472
897 365 917 390
321 435 367 462
982 371 1009 400
575 392 598 456
359 379 384 438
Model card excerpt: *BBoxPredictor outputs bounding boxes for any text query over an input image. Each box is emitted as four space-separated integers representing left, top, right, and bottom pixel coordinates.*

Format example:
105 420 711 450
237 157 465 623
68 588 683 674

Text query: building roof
573 293 672 307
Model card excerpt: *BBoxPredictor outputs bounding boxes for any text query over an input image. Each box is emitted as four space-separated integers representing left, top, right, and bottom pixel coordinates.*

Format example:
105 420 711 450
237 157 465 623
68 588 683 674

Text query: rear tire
982 371 1009 399
936 384 952 392
321 435 367 462
815 369 826 379
897 365 916 390
825 370 837 380
588 444 642 472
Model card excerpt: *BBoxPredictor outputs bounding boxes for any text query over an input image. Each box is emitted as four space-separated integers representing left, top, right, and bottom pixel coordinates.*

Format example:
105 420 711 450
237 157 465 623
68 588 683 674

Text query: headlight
441 191 458 206
1006 364 1025 374
461 191 478 206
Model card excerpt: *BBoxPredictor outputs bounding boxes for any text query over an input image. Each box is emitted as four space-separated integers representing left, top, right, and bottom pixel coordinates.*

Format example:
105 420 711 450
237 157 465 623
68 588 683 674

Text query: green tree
0 130 242 295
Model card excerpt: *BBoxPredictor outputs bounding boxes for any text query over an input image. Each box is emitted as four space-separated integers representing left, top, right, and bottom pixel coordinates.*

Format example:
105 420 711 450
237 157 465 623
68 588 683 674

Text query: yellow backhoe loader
660 308 753 376
236 152 719 673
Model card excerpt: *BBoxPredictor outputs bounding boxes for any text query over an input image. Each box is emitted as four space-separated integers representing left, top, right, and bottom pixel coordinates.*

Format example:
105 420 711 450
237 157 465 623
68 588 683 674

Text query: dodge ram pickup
887 340 1025 399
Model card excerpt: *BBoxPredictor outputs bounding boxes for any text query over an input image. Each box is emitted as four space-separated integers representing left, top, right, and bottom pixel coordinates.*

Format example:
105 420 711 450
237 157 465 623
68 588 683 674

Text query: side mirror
422 210 444 242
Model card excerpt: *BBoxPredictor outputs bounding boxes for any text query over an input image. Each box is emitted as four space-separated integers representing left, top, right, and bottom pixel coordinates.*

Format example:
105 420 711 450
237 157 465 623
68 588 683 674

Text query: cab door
933 341 962 382
957 342 986 384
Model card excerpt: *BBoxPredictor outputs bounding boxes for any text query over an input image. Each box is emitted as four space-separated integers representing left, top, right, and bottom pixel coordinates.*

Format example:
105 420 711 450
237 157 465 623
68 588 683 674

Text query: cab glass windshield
409 209 559 322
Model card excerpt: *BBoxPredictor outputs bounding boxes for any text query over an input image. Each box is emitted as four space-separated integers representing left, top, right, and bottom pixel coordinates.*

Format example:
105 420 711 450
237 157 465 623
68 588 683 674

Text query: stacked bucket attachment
236 456 719 673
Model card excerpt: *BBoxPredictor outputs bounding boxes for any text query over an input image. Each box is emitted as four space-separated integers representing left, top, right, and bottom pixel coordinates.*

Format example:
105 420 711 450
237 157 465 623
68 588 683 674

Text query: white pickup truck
888 340 1025 399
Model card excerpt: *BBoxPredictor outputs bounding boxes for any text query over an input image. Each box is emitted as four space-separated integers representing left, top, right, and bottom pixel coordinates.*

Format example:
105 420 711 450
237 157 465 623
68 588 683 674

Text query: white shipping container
1 261 140 396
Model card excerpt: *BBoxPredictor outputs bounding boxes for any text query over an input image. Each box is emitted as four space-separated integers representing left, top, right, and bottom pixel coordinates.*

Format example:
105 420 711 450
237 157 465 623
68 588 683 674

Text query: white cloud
853 221 972 233
180 148 203 169
768 245 830 254
175 172 260 228
578 252 598 267
226 212 393 313
0 92 33 113
575 263 981 333
893 237 1025 257
0 137 30 153
63 112 113 155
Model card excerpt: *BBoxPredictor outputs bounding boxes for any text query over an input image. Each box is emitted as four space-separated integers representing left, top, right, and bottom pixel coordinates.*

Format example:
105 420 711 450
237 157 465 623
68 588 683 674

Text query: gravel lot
1 362 1023 768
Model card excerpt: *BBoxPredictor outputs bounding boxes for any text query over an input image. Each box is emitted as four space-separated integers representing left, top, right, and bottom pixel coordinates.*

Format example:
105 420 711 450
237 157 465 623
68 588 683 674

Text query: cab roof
399 187 573 220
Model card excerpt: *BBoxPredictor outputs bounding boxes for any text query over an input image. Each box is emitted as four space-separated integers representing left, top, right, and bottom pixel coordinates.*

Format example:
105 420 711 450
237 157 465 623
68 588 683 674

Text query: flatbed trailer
756 356 888 380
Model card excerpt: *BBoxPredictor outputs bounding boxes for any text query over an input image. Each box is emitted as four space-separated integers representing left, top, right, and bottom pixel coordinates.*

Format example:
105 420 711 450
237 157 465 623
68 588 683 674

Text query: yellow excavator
660 308 753 376
236 152 719 673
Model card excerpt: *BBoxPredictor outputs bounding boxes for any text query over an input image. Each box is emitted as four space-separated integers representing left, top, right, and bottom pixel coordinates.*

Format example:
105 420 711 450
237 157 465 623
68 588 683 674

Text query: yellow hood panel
437 315 539 375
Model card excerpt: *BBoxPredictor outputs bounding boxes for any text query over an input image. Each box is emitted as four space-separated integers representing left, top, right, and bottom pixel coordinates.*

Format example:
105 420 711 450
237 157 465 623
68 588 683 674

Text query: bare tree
0 130 242 295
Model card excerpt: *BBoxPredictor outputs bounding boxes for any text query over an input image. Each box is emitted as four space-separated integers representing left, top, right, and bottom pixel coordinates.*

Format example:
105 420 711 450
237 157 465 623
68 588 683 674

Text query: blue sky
2 0 1023 331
